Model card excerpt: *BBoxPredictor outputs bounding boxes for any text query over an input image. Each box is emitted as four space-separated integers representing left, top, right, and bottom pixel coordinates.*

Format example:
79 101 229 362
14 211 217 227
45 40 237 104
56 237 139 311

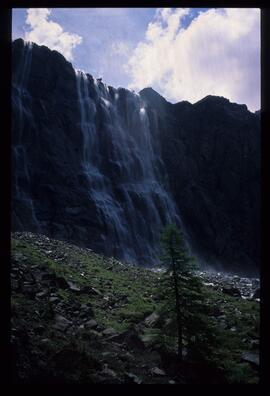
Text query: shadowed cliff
12 38 260 275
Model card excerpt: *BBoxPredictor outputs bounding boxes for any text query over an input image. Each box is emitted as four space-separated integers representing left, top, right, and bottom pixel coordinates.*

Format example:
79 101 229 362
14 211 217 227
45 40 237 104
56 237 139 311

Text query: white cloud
24 8 82 61
111 41 131 57
126 8 260 111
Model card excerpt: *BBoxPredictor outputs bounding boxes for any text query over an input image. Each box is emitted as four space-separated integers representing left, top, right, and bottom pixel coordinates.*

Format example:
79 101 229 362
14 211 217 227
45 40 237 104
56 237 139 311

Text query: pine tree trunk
172 255 182 361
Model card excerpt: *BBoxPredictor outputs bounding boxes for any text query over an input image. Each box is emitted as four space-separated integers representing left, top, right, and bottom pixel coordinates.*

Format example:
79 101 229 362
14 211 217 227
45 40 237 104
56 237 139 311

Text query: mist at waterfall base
11 40 260 277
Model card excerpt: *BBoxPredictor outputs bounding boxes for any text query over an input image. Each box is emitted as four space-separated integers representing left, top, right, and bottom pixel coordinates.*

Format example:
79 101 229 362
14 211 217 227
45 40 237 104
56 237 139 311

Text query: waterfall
12 41 40 232
76 70 181 265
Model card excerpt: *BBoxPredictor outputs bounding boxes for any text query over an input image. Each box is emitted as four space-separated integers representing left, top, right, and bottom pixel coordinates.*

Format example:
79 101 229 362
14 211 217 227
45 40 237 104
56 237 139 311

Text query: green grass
11 235 259 384
11 236 162 333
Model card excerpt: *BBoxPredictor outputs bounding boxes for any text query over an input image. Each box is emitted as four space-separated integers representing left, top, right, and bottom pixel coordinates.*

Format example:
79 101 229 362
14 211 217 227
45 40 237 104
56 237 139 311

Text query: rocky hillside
11 232 259 384
12 38 260 275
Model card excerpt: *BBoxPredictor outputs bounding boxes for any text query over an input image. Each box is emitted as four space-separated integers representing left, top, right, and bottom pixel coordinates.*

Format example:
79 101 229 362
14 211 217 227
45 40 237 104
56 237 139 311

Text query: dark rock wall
11 39 260 275
140 89 260 274
12 39 104 248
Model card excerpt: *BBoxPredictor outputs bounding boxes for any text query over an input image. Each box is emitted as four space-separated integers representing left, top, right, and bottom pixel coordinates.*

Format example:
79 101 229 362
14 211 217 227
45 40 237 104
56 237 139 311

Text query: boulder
150 367 166 376
252 288 260 299
107 327 146 350
84 319 98 329
49 296 60 303
124 372 142 384
144 312 160 327
35 290 49 298
22 282 36 297
81 286 102 296
67 281 81 293
79 306 94 319
222 286 241 297
241 352 259 368
101 364 117 378
139 333 159 347
249 339 259 349
54 314 72 332
102 327 118 336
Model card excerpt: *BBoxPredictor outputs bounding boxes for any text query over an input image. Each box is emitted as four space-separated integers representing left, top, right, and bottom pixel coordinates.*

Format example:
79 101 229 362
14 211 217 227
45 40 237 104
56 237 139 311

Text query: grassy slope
11 234 259 383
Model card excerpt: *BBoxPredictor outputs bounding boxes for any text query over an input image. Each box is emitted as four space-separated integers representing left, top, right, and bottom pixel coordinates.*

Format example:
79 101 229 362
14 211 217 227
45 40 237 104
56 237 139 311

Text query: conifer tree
160 224 218 363
160 224 194 360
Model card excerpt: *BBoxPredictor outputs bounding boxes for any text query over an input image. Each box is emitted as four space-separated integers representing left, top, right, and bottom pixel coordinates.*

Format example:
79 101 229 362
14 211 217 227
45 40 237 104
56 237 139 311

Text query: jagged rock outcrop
11 38 260 275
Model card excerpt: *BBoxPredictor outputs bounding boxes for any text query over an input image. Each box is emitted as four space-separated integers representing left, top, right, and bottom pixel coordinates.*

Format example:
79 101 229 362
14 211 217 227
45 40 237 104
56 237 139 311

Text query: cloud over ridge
25 8 82 61
126 8 260 111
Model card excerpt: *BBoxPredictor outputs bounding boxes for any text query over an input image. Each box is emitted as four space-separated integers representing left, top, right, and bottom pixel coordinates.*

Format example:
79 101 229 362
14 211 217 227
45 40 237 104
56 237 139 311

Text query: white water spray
76 70 181 264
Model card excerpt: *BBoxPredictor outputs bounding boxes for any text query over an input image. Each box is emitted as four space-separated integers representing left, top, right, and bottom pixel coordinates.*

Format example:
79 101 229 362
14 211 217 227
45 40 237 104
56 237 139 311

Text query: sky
12 8 260 112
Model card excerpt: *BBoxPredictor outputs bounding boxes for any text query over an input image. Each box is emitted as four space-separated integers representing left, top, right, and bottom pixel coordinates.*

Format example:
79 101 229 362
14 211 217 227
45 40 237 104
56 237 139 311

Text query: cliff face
140 89 260 275
11 39 260 275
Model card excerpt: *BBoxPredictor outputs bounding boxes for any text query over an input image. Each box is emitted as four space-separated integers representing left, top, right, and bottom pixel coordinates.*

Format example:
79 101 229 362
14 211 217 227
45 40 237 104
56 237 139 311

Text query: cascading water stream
12 41 40 232
76 70 182 265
